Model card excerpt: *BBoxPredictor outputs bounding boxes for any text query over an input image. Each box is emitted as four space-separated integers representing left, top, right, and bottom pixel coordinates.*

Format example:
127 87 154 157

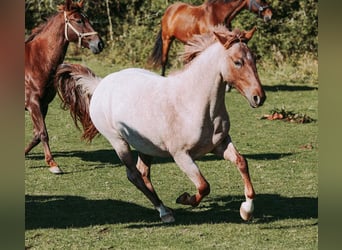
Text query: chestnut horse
25 0 104 174
149 0 272 76
55 25 266 222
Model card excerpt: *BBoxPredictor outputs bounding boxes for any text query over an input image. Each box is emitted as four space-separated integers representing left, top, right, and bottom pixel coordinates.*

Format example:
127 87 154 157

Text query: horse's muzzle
264 15 272 22
250 94 266 108
89 39 104 54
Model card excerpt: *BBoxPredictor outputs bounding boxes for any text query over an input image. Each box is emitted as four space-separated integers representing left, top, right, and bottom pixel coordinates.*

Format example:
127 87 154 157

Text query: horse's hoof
49 166 63 174
161 213 175 223
176 192 191 205
240 202 253 221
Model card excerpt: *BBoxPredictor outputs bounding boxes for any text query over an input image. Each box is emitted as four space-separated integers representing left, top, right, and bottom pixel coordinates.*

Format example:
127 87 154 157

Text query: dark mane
25 13 59 43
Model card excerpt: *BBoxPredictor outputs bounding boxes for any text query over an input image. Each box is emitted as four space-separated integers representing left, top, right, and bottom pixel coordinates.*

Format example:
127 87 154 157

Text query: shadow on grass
26 150 293 169
25 193 317 230
262 84 318 92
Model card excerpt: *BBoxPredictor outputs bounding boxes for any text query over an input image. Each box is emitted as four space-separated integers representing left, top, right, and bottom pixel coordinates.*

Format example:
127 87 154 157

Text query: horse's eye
234 60 243 69
76 19 83 24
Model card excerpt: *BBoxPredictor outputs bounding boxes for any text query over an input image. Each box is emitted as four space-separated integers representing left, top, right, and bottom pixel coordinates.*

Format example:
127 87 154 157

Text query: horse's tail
55 63 102 142
148 28 163 67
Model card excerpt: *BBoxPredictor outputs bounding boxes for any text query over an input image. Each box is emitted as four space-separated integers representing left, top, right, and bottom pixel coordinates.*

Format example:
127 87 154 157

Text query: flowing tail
55 63 102 142
148 28 163 67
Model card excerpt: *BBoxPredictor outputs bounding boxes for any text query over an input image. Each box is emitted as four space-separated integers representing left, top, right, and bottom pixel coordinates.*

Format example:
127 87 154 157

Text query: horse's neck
171 43 227 116
222 0 247 26
35 14 69 67
210 0 246 23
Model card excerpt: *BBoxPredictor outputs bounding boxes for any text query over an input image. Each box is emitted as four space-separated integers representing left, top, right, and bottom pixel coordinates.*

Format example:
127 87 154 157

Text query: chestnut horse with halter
25 0 104 174
55 25 266 222
149 0 272 76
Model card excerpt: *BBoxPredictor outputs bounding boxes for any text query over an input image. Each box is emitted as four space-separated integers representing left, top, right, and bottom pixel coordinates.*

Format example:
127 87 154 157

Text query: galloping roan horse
56 25 266 222
149 0 272 76
25 0 103 174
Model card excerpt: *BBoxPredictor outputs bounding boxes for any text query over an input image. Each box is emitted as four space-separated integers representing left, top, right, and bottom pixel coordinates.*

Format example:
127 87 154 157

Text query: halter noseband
64 11 98 48
248 0 270 17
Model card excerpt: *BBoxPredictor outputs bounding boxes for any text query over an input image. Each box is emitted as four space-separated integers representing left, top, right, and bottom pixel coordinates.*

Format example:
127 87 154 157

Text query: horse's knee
40 131 49 143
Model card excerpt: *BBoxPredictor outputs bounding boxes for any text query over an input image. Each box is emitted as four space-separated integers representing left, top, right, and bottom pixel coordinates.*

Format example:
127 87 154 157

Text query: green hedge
25 0 317 67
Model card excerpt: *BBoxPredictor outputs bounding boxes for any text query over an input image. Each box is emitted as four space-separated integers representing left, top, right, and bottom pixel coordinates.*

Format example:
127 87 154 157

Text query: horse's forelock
57 1 83 12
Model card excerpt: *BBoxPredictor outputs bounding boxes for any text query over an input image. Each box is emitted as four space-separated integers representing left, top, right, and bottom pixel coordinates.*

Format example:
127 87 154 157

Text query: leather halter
248 0 270 17
64 11 98 47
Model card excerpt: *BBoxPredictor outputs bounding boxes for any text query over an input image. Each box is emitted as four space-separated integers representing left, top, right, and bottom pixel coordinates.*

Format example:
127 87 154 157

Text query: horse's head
247 0 273 22
214 26 266 108
59 0 104 54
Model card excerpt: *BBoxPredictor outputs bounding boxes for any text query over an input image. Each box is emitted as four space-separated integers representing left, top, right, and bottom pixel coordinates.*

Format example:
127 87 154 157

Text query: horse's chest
187 113 229 156
208 114 230 145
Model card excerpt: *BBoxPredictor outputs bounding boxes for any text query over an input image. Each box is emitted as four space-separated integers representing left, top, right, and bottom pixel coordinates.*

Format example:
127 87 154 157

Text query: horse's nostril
253 95 260 105
98 40 104 51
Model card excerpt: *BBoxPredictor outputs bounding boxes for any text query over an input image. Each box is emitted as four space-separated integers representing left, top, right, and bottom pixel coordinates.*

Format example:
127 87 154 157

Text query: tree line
25 0 318 67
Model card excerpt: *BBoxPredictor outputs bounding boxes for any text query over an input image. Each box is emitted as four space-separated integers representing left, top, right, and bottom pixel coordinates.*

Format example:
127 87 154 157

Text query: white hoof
49 166 63 174
156 204 175 223
239 200 254 221
161 213 175 223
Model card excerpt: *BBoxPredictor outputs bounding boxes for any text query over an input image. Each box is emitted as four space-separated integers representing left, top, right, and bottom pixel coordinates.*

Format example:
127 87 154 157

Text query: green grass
25 56 318 249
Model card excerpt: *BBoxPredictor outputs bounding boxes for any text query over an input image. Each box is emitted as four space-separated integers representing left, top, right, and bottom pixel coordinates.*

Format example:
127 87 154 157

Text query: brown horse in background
149 0 272 76
25 0 104 174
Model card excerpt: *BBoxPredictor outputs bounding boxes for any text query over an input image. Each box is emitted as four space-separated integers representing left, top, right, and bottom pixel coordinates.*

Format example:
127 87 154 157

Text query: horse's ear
213 32 228 47
244 26 257 41
78 0 84 8
65 0 73 11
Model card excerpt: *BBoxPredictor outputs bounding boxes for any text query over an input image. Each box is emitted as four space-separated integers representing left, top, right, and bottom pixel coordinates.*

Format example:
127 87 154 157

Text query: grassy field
25 56 318 249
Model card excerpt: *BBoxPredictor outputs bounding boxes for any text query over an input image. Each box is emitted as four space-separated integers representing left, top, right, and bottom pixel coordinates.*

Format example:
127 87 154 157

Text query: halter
248 0 270 17
64 11 98 48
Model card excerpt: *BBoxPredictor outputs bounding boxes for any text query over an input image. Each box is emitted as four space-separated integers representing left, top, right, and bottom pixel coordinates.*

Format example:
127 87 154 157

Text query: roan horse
25 0 104 174
149 0 272 76
55 25 266 222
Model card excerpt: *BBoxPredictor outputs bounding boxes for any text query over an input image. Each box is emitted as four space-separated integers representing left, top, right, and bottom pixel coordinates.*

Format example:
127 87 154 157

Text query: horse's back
90 68 174 156
90 68 168 127
95 68 163 95
162 2 207 42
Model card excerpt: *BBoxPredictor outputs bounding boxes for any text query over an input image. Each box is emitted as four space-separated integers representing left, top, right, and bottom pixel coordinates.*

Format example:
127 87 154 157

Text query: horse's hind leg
136 153 156 194
109 138 174 222
25 99 62 174
161 35 174 76
136 153 174 222
212 136 255 221
173 152 210 207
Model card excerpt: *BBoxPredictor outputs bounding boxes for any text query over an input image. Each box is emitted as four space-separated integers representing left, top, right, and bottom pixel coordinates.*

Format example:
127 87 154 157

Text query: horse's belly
117 123 171 158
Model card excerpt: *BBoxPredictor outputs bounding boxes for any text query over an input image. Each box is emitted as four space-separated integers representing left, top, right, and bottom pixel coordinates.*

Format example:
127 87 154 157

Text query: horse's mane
180 25 245 64
25 2 83 43
25 13 59 43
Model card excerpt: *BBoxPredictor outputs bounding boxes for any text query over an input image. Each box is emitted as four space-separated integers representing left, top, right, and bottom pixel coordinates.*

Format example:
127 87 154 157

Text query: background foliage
25 0 318 73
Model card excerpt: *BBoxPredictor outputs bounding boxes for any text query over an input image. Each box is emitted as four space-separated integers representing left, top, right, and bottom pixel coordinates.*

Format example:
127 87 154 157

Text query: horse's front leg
173 152 210 207
213 136 255 221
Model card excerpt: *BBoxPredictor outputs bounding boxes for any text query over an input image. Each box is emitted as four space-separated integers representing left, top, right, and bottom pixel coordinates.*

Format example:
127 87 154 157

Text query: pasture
25 56 318 249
